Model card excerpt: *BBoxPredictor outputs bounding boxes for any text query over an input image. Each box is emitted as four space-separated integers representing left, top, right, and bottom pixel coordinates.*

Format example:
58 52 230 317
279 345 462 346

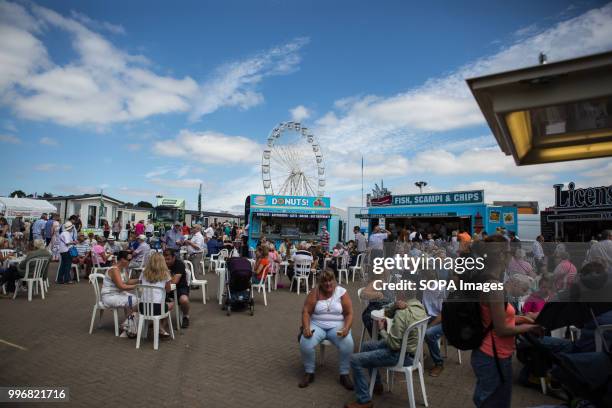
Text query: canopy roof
0 197 56 218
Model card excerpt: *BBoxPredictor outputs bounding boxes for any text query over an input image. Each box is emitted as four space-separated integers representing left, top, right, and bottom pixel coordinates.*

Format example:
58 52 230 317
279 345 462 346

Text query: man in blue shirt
32 214 47 241
44 213 55 246
206 235 221 257
163 222 183 250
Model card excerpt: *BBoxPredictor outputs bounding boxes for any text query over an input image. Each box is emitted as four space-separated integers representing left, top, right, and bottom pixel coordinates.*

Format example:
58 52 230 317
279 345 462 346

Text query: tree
137 201 153 208
10 190 26 198
42 192 54 198
124 202 134 208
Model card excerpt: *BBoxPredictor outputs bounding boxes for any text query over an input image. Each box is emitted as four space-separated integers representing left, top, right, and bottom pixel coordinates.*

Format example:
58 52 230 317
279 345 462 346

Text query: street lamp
415 181 428 193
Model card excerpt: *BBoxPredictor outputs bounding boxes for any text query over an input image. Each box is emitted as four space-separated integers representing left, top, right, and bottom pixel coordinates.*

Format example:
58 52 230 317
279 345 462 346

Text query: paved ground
0 262 560 408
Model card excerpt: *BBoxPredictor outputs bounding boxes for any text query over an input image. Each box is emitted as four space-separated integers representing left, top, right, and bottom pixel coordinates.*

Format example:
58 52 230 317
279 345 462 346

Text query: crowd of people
2 212 611 407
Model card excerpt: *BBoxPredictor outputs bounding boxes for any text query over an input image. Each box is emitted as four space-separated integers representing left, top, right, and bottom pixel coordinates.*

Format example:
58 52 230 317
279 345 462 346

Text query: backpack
441 290 487 350
442 291 507 382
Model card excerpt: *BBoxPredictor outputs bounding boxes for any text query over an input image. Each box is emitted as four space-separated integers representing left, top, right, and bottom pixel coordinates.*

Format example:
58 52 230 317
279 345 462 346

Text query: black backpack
442 291 507 382
441 290 487 350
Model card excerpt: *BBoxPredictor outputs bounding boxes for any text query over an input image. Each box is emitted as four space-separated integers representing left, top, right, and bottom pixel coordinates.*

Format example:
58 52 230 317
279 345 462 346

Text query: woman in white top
57 222 77 284
139 253 174 337
299 269 354 389
101 251 139 310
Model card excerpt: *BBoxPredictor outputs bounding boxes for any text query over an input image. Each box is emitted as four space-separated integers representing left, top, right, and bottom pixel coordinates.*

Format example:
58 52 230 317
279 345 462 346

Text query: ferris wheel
261 121 325 197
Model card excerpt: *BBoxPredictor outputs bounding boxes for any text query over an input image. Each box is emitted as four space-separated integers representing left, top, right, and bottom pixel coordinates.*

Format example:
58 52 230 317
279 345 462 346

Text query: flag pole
361 155 364 208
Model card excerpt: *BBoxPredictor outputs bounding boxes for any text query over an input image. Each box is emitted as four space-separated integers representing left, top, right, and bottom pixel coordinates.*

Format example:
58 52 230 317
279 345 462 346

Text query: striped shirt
76 242 91 256
320 230 330 251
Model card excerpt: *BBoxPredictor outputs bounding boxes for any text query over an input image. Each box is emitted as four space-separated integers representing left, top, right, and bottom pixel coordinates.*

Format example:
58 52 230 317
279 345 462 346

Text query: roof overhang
467 51 612 165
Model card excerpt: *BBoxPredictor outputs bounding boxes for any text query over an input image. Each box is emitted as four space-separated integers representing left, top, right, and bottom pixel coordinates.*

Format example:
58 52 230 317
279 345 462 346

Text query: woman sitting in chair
298 269 354 390
253 246 270 284
139 253 174 338
100 251 139 316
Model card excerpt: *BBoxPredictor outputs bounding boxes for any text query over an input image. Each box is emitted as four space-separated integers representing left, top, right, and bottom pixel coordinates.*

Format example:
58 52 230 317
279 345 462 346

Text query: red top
135 223 145 235
255 258 270 280
480 302 516 359
182 226 190 236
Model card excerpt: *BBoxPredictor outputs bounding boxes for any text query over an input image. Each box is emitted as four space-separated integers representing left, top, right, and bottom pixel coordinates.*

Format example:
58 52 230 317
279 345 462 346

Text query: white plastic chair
266 260 280 292
71 263 81 283
251 264 269 306
369 317 430 408
357 287 370 352
88 273 120 336
135 284 175 350
318 339 334 365
184 260 208 304
440 335 462 364
290 259 312 295
13 258 47 302
350 253 365 282
338 255 349 284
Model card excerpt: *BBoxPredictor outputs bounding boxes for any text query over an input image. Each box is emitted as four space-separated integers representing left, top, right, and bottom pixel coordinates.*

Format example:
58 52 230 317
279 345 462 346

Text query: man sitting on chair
0 239 51 294
163 248 191 329
345 289 428 408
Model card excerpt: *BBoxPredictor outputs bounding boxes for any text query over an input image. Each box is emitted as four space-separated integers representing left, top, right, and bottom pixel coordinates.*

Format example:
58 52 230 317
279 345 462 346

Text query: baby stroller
223 256 254 316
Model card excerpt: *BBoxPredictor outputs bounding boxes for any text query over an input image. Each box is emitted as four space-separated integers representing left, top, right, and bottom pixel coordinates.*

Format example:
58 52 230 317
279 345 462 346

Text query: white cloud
0 2 307 127
453 180 557 208
0 134 20 144
189 37 309 121
153 130 261 165
70 10 125 35
330 155 410 179
314 3 612 157
39 136 58 146
149 177 203 189
35 163 72 172
290 105 311 122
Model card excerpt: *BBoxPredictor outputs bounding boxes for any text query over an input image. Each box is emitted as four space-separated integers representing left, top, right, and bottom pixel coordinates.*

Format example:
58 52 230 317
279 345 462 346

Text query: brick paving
0 263 560 408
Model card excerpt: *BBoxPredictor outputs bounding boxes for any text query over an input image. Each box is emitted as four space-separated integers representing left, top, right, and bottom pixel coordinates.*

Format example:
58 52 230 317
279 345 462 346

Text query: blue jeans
471 349 513 408
425 322 444 366
59 252 73 284
350 340 413 404
299 321 354 375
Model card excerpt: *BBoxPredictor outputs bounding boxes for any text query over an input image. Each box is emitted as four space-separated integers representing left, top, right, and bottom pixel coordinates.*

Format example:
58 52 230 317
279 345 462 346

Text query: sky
1 0 611 213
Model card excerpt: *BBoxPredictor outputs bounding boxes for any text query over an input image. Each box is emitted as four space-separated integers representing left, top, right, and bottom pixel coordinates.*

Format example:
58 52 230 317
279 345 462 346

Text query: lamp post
415 181 427 193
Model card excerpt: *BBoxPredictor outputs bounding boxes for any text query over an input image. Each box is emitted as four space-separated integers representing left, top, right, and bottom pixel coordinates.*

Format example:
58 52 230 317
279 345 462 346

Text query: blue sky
1 0 611 212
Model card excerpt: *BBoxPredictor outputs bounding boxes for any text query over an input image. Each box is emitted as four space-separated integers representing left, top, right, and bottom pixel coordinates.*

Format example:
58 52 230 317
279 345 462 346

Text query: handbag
69 246 78 257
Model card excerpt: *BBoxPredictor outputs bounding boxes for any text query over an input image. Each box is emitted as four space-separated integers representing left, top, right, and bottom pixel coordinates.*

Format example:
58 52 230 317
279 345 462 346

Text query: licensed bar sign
370 190 484 206
554 182 612 209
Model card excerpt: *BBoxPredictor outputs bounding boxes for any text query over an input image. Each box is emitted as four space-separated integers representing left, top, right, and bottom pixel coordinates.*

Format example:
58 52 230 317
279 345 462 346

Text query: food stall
245 194 331 249
359 188 518 238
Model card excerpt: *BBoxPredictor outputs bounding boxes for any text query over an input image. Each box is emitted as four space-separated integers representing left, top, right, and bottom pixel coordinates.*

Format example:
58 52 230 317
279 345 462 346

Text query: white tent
0 197 57 220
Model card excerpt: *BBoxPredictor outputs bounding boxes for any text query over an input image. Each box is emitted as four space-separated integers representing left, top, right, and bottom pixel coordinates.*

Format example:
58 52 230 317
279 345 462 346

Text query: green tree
10 190 26 198
137 201 153 208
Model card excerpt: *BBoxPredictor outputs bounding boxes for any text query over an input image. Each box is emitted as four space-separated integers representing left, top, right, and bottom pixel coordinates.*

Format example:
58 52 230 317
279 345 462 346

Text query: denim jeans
350 340 413 404
59 252 73 284
425 322 444 366
471 349 513 408
299 321 354 375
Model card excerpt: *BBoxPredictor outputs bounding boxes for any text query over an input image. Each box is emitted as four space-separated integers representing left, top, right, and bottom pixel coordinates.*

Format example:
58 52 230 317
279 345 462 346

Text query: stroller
223 256 255 316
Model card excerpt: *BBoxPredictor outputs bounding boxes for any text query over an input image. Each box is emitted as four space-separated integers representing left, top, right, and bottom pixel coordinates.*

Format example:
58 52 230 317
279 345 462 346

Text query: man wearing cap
184 224 206 277
58 221 77 284
104 236 122 254
129 235 150 270
74 234 91 276
164 222 183 250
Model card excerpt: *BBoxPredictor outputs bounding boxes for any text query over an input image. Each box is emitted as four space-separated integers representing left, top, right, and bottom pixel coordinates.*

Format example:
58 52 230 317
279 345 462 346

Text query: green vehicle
153 197 185 231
